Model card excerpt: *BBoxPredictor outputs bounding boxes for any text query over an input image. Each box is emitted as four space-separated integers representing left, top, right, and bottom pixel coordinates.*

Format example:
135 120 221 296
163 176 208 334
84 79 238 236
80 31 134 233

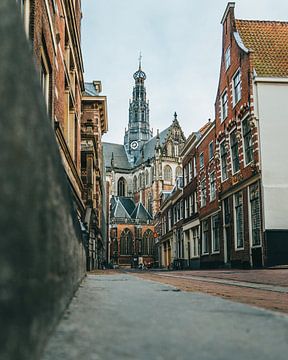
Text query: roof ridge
236 18 288 25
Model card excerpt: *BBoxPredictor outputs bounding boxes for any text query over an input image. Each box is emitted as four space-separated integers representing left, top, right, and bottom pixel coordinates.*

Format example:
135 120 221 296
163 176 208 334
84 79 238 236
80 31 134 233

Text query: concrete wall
254 78 288 230
0 3 86 359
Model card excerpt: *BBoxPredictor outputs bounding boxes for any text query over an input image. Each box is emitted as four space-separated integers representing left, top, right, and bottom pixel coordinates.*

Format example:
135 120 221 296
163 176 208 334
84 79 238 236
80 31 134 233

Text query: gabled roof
103 143 131 170
110 196 152 222
131 202 153 221
236 20 288 77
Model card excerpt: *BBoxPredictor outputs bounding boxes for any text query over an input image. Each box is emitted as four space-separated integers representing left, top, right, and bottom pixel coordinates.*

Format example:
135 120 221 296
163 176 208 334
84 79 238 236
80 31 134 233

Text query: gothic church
103 61 186 266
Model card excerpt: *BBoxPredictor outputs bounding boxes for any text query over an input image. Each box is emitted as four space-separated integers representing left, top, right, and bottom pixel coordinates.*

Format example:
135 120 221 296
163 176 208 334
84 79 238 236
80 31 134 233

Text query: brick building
81 81 108 270
18 0 109 270
109 197 155 267
157 3 288 269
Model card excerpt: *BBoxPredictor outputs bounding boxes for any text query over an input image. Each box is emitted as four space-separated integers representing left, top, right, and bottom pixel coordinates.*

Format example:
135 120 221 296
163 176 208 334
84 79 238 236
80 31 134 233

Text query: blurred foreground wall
0 2 86 359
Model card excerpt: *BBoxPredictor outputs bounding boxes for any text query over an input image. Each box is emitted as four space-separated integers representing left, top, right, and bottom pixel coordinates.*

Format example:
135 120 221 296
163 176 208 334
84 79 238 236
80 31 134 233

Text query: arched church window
120 228 133 255
150 165 154 183
175 166 182 180
142 230 154 255
133 175 137 193
138 174 141 190
145 170 149 187
164 165 172 184
117 177 126 197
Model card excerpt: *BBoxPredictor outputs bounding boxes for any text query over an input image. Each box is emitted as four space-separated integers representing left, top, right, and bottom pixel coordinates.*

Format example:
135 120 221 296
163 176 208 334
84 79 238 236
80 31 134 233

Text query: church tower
124 57 152 164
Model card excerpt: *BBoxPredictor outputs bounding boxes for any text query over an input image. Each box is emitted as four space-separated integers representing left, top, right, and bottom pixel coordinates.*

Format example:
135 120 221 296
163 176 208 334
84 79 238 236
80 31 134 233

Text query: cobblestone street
134 269 288 313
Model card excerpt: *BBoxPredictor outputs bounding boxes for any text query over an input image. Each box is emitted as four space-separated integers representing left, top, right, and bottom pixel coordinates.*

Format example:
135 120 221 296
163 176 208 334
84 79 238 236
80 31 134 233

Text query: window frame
230 130 240 174
209 171 216 202
221 89 228 122
199 152 204 169
200 178 206 208
225 46 231 71
233 69 242 106
220 140 228 181
234 191 244 250
211 214 220 253
242 117 253 166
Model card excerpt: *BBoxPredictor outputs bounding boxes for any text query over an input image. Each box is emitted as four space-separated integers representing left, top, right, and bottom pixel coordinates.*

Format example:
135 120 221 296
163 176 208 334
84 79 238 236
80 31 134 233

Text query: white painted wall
254 78 288 230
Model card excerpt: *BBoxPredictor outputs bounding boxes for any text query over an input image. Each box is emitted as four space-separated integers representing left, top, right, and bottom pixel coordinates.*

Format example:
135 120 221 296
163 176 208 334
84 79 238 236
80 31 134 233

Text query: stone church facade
103 61 186 266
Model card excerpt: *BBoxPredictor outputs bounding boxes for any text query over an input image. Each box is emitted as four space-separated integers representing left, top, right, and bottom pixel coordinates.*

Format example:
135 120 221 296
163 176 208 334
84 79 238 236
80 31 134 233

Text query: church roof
110 196 152 223
134 127 170 166
130 202 153 221
103 143 131 170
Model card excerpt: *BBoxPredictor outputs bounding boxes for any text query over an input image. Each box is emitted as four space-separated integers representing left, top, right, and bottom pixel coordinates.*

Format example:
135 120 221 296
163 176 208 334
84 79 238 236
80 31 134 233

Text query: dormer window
225 46 231 70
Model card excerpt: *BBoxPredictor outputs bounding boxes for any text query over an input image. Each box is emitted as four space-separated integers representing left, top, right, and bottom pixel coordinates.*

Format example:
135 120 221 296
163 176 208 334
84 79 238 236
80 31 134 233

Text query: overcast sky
82 0 288 144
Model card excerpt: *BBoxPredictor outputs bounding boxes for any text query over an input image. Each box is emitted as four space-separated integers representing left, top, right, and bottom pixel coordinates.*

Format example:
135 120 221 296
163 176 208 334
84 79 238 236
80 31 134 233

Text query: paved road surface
42 273 288 360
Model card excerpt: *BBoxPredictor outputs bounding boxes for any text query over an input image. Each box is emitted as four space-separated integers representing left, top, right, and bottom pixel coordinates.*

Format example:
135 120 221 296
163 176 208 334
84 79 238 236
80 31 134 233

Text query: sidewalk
42 273 288 360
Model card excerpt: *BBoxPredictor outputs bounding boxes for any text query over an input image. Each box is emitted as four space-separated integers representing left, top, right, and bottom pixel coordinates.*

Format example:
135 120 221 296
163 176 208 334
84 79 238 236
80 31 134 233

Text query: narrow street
42 271 288 360
135 269 288 314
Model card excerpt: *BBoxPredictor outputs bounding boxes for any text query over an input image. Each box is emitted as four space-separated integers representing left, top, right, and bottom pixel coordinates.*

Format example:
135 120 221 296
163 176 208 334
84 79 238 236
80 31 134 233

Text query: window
212 215 220 252
193 190 198 213
234 192 244 248
220 141 228 181
40 51 50 111
250 183 261 246
164 165 172 183
188 161 192 181
221 90 228 121
200 152 204 169
189 194 193 215
225 46 231 70
242 118 253 165
192 228 199 257
185 198 189 218
233 70 241 105
142 230 154 255
200 179 206 207
193 156 197 177
117 177 126 196
209 142 214 160
230 130 240 173
184 166 188 186
202 220 209 254
120 229 133 255
210 172 216 201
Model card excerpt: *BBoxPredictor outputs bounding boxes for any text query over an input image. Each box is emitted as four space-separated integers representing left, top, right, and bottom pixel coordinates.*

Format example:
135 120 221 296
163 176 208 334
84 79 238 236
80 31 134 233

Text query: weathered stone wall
0 2 86 359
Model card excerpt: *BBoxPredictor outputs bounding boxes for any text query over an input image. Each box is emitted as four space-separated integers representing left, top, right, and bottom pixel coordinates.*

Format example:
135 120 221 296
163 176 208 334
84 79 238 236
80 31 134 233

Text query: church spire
124 56 152 165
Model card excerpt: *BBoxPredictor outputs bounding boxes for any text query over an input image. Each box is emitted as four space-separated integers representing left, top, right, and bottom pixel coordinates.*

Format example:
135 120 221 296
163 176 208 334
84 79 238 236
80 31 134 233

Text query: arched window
142 230 155 255
175 166 182 180
120 229 133 255
117 177 126 196
133 175 137 193
145 170 149 187
164 165 172 183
